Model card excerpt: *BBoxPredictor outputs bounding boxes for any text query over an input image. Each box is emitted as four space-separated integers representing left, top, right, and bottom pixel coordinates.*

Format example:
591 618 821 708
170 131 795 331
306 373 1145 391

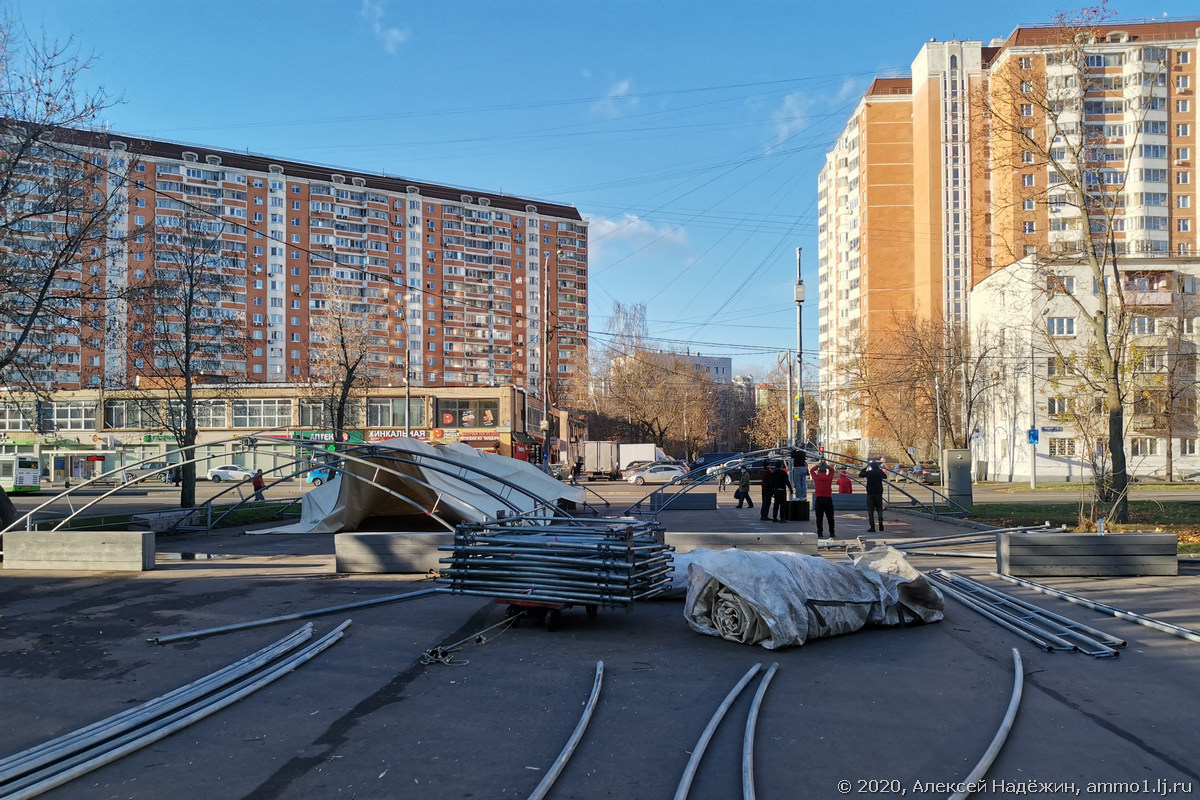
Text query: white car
206 464 255 483
626 463 686 486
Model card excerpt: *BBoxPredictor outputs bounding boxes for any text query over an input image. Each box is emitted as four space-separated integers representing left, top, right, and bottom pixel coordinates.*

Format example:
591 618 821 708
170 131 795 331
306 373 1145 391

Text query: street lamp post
795 247 805 449
539 249 563 470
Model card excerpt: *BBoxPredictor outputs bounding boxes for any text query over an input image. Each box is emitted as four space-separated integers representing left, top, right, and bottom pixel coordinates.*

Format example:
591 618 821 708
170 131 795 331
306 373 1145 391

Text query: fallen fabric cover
684 547 944 649
258 437 584 534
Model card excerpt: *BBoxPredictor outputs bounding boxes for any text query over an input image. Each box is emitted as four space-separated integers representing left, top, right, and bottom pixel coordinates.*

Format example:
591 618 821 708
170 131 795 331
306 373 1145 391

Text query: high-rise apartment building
2 127 588 400
818 18 1199 455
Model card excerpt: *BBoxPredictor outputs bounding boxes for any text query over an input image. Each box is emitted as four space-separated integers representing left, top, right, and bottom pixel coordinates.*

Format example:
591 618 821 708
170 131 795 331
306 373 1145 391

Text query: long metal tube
0 624 314 782
933 579 1055 652
526 661 604 800
149 587 438 645
937 572 1125 651
949 648 1025 800
674 663 762 800
4 621 351 800
741 662 779 800
931 574 1079 651
933 572 1121 657
991 573 1200 644
904 550 996 558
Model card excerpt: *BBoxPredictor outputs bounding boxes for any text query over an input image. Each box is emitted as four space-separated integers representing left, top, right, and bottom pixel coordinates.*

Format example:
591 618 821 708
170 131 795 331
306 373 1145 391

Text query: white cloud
771 92 810 145
589 213 686 264
591 79 638 118
361 0 409 54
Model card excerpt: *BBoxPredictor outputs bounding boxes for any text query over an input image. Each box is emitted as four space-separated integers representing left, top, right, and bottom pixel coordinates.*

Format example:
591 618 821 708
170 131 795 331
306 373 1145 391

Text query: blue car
306 467 338 486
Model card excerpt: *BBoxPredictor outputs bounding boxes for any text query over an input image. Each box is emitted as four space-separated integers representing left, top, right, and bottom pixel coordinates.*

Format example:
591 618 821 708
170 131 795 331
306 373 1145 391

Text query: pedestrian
735 468 754 509
251 468 266 502
811 459 836 538
770 461 793 523
570 461 582 485
858 460 886 531
837 469 853 494
172 465 181 487
758 462 774 521
793 454 809 499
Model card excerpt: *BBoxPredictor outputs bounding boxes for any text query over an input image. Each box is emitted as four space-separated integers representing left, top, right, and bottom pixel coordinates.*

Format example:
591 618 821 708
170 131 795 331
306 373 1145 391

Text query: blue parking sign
1027 429 1039 445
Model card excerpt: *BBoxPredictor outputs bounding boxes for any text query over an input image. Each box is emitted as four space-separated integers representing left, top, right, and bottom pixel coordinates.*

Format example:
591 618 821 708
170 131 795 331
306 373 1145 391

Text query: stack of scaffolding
437 519 673 608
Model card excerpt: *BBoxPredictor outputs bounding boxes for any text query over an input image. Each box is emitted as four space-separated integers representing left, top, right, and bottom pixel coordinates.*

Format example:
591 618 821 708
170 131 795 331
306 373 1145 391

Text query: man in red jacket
811 459 836 538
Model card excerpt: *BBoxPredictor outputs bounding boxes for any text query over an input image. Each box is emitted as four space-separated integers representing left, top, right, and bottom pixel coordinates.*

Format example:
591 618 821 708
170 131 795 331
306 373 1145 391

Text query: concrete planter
996 532 1178 577
3 531 155 572
335 532 454 574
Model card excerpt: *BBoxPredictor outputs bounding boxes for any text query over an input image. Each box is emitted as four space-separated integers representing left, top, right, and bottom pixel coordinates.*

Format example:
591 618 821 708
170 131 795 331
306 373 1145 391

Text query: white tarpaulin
258 437 584 535
684 547 944 649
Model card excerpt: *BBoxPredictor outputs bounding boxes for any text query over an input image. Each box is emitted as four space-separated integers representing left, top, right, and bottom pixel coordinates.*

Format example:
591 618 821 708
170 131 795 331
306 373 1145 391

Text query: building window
1180 195 1192 209
1019 56 1032 69
1182 437 1197 456
1180 52 1191 65
1023 221 1036 234
1179 172 1191 185
1178 100 1191 113
1047 317 1075 336
1020 104 1033 117
1022 174 1035 187
1178 124 1191 137
1131 437 1158 457
1177 75 1191 90
1023 199 1035 211
1020 81 1033 93
1048 438 1076 457
1047 397 1070 416
1179 219 1191 233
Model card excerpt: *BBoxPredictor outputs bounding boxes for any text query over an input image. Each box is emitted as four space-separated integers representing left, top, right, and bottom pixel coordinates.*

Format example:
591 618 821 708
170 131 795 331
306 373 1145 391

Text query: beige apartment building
819 18 1200 458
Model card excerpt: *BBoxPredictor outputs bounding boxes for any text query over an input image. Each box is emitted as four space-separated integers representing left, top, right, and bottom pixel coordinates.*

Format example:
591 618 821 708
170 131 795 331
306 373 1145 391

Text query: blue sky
18 0 1200 377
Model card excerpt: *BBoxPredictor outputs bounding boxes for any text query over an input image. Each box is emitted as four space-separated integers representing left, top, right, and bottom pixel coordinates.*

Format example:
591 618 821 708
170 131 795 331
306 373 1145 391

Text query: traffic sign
1027 429 1039 445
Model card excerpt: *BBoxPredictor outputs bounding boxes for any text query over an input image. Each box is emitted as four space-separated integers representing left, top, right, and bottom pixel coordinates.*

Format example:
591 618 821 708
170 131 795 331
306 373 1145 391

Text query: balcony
1125 290 1173 305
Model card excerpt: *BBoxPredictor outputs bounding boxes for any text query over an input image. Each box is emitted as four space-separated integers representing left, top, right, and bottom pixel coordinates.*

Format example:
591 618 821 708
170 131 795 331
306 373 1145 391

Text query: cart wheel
544 608 561 632
585 604 598 618
504 604 522 625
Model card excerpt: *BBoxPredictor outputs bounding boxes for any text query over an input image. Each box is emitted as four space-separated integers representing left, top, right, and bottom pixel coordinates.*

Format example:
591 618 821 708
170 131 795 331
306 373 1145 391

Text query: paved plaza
1 489 1198 799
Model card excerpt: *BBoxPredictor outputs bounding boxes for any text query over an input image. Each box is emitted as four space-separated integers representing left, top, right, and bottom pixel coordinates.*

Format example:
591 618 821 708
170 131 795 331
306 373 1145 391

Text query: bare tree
744 362 789 451
122 209 247 507
0 18 129 523
302 271 387 439
981 3 1161 520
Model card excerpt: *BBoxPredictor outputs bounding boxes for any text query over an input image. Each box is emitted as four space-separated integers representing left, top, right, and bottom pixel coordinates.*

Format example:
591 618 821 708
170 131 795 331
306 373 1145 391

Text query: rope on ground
420 612 525 666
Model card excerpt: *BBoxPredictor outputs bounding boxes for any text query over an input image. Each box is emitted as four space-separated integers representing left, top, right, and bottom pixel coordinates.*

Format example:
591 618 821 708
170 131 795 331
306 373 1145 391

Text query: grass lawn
967 500 1200 553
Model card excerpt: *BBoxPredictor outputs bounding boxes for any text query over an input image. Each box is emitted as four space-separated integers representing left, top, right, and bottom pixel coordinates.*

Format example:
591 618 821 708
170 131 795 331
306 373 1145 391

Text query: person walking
811 460 836 538
251 469 266 502
858 460 886 531
837 469 853 494
770 462 793 523
758 462 775 521
736 468 754 509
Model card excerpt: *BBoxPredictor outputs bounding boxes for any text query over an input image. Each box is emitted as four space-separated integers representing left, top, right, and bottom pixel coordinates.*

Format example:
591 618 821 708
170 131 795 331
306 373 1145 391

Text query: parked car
621 460 655 477
123 461 173 483
626 463 687 485
206 464 255 483
622 460 682 479
911 463 942 485
306 467 338 486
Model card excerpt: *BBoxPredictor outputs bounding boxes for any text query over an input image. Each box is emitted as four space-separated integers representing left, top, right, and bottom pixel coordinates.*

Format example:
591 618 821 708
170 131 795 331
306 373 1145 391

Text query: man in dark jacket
758 463 775 521
770 462 793 523
858 460 886 531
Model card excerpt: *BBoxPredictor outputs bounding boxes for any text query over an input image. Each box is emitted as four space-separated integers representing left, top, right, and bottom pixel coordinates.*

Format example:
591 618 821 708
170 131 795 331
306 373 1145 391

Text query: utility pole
795 247 805 448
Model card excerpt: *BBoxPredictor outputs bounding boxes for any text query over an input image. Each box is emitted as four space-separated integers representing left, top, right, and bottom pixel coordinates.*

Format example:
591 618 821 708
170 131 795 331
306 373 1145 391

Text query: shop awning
510 431 538 445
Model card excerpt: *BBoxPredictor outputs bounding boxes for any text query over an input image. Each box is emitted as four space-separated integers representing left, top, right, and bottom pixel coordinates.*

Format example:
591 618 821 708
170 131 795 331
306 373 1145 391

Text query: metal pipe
932 579 1055 652
0 624 314 782
948 648 1024 800
991 573 1200 644
904 550 996 558
149 588 438 645
5 621 351 800
526 661 604 800
741 662 779 800
674 663 762 800
933 571 1122 657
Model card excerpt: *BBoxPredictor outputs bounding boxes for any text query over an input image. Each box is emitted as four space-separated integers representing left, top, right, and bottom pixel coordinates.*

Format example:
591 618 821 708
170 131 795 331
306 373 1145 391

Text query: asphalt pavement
1 484 1198 799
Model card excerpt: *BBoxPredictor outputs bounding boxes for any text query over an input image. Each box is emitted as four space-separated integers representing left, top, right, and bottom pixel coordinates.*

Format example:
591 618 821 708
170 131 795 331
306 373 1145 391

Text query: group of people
731 456 889 537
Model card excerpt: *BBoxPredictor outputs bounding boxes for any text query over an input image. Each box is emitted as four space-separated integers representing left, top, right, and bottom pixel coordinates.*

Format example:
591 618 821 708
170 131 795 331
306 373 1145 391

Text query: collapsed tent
258 437 584 535
683 546 944 649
